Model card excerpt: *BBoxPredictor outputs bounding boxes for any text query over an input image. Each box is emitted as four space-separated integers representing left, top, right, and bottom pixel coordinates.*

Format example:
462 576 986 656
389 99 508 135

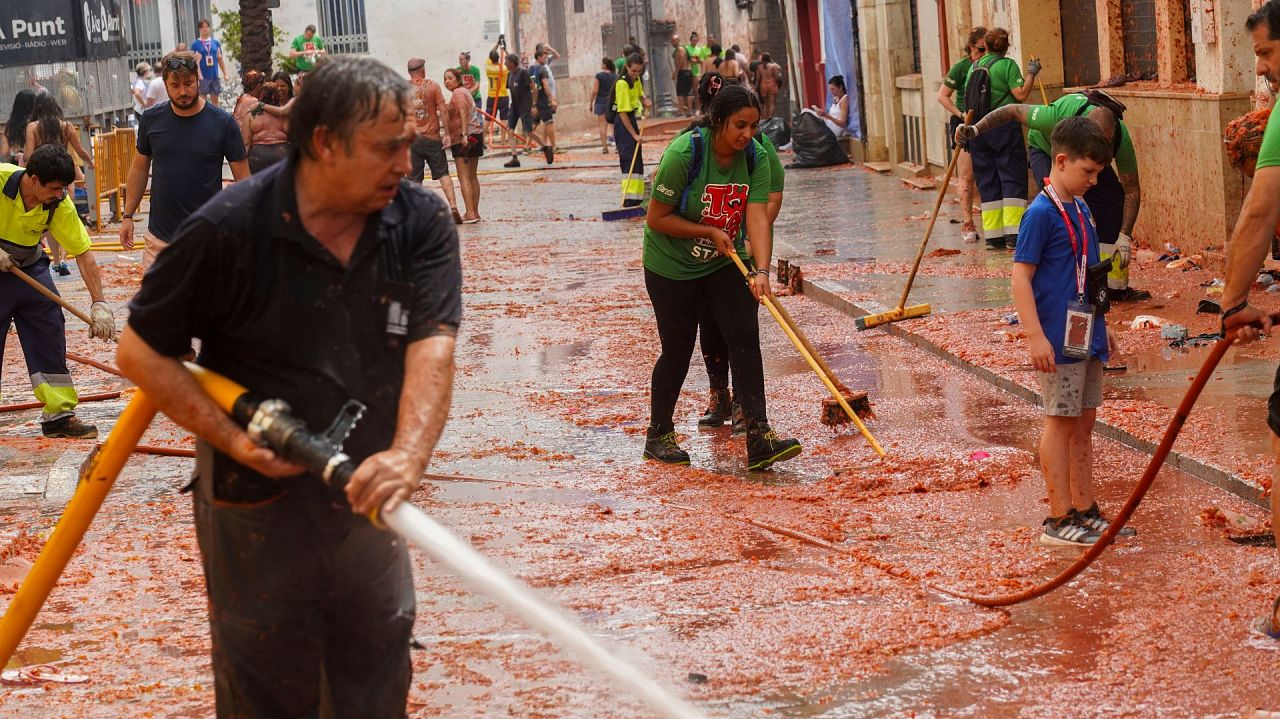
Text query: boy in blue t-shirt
1012 116 1131 547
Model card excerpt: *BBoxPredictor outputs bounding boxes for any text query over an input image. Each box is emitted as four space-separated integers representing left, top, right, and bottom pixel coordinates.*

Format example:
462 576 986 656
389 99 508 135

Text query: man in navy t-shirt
119 51 247 269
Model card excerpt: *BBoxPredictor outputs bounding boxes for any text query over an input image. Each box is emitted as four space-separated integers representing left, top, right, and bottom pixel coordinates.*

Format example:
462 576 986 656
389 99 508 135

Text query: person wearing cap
407 57 463 223
955 88 1150 302
458 51 482 105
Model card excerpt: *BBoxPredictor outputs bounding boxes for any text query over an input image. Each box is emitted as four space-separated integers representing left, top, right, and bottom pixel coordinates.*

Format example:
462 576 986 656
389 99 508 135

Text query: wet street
3 139 1280 717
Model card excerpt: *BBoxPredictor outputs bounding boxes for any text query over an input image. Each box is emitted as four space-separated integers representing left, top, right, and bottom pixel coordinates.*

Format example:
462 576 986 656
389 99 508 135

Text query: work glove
0 248 11 273
1027 58 1042 76
954 124 978 147
1115 232 1133 269
89 302 116 341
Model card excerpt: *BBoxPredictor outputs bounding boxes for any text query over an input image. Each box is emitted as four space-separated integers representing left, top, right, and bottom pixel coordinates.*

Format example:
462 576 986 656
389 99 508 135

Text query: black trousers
193 480 415 719
645 264 766 433
697 304 731 392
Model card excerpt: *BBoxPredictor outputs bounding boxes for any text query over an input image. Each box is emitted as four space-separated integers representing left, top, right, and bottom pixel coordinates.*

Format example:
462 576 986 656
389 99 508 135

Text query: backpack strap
679 128 705 214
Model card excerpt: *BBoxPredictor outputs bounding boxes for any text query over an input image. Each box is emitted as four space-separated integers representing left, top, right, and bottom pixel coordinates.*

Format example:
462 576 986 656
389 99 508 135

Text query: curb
801 277 1269 510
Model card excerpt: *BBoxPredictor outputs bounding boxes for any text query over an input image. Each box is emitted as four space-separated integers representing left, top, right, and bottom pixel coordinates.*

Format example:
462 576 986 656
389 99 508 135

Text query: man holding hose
116 57 462 716
0 144 115 438
1220 0 1280 641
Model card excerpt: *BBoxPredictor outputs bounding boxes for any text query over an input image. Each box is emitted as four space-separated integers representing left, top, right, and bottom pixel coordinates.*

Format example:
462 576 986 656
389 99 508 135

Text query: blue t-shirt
1013 192 1109 364
192 37 221 77
137 102 246 242
595 71 617 105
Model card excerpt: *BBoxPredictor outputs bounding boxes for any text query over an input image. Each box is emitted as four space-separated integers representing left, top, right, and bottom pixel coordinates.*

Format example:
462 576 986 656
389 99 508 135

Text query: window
1059 0 1101 86
1122 0 1158 79
174 0 213 42
124 0 164 64
908 0 920 74
318 0 369 55
574 0 585 12
546 0 568 77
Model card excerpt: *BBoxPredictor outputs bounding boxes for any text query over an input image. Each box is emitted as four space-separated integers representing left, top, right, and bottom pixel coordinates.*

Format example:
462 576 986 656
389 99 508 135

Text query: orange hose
934 324 1252 607
66 352 125 377
132 444 195 458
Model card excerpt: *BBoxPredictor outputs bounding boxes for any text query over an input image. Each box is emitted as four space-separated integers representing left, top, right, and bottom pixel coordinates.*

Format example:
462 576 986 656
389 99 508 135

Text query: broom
602 118 646 221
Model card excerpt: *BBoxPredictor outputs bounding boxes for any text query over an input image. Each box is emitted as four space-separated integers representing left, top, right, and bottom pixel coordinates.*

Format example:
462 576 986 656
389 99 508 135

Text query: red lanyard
1042 179 1090 301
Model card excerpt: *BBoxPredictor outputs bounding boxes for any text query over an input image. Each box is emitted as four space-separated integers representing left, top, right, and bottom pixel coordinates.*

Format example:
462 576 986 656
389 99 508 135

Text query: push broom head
601 206 646 221
854 303 931 331
820 390 875 427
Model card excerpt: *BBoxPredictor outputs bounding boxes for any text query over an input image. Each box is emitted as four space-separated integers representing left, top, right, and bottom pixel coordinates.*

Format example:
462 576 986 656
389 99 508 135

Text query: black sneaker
41 415 98 439
746 423 802 471
1004 237 1017 251
1039 515 1101 546
54 262 71 276
503 157 521 168
730 402 746 436
1111 287 1152 302
985 238 1005 251
643 429 690 465
543 145 554 164
1076 503 1136 537
697 389 732 427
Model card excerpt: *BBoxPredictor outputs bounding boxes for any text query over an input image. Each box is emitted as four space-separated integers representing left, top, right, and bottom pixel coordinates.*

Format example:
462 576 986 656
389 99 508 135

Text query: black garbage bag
788 111 849 168
759 117 790 148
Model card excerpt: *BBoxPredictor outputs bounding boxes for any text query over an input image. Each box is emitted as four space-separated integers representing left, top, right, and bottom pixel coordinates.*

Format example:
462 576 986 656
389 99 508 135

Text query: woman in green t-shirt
936 25 986 243
641 84 801 471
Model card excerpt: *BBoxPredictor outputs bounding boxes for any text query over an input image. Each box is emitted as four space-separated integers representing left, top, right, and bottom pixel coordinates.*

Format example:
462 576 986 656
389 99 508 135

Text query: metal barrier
91 127 136 232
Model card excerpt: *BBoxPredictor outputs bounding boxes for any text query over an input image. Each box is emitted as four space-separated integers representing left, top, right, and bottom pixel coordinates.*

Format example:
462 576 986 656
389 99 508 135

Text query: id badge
205 54 214 67
1063 300 1094 359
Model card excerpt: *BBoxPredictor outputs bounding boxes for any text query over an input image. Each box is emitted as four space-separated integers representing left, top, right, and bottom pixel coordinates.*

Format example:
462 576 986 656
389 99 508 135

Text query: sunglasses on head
164 56 198 72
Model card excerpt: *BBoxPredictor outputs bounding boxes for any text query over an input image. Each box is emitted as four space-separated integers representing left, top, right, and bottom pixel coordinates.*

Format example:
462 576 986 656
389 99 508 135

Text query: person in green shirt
686 33 709 113
936 25 986 243
457 51 483 103
289 25 326 72
961 27 1041 250
956 89 1149 300
688 72 786 434
642 82 801 471
1219 0 1280 642
0 145 116 439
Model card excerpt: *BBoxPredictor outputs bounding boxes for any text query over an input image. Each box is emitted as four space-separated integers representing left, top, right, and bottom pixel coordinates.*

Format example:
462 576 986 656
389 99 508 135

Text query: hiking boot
1110 287 1152 302
643 428 690 465
745 422 802 471
1004 237 1017 251
1076 503 1136 537
961 221 979 243
41 415 98 439
1038 515 1101 547
503 157 521 168
730 402 746 436
543 145 554 164
985 238 1005 251
697 388 733 427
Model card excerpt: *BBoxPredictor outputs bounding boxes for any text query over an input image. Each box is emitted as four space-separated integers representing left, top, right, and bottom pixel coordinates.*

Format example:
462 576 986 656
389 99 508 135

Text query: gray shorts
409 135 449 182
1037 358 1103 417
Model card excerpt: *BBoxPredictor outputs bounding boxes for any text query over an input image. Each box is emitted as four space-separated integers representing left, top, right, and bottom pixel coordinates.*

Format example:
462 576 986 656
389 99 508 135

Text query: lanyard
1042 179 1090 301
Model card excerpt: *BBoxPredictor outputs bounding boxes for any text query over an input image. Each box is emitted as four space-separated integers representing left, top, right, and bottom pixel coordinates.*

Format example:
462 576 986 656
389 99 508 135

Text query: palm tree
239 0 272 74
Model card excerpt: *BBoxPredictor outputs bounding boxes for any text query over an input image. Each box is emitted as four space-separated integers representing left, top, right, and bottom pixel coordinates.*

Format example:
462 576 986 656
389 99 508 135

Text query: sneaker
1039 515 1101 546
1004 237 1017 251
730 402 746 436
746 422 802 471
1111 287 1152 302
543 145 554 164
697 388 733 427
643 429 690 465
985 238 1005 251
961 222 979 243
1251 595 1280 640
54 262 71 276
41 415 98 439
503 157 521 168
1076 503 1136 537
